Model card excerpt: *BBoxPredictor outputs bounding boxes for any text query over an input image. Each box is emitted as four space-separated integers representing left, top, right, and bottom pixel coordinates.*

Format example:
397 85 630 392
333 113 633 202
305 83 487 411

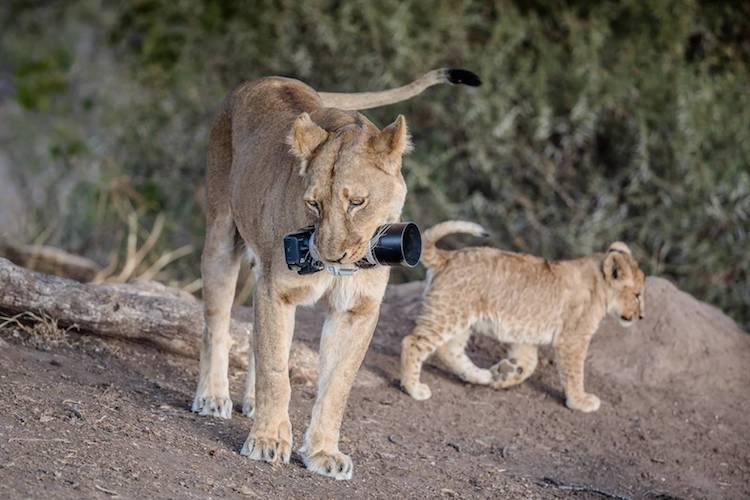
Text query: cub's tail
421 220 489 268
318 68 481 111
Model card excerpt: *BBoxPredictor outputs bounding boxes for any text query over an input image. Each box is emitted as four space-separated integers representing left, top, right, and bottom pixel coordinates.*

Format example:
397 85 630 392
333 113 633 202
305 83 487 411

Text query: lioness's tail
421 220 489 268
318 69 481 111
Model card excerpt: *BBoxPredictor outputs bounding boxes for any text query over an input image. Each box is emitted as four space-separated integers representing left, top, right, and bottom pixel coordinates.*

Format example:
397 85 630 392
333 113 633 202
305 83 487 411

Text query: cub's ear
603 251 633 286
287 113 328 172
371 115 412 175
608 241 631 256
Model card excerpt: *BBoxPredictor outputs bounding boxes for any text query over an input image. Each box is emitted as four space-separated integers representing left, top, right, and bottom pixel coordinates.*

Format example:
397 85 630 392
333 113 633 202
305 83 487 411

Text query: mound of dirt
590 277 750 395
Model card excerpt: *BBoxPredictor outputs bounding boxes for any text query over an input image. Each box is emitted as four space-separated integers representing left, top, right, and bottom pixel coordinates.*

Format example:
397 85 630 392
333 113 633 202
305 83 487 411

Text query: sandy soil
1 277 748 499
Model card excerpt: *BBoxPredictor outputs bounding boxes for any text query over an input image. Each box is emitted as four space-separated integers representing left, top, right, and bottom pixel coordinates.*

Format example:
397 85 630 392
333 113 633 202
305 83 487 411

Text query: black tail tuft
446 69 481 87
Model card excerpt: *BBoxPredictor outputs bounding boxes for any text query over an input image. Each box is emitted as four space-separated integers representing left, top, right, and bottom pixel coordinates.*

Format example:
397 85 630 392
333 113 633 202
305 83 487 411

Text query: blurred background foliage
0 0 748 328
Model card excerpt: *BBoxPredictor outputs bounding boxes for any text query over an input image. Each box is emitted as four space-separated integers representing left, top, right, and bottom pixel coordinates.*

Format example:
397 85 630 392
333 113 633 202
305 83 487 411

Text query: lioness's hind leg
435 329 492 385
192 214 243 419
490 343 538 389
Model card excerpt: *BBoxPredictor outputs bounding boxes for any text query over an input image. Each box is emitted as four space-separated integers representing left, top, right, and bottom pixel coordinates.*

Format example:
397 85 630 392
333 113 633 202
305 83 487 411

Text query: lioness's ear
608 241 631 256
371 115 412 174
287 113 328 172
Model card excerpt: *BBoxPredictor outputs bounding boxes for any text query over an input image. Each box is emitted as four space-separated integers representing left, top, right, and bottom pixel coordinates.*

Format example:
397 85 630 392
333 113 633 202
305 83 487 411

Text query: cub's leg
490 343 538 389
240 280 295 464
299 281 385 480
401 312 470 401
435 328 492 385
555 330 600 412
192 214 242 419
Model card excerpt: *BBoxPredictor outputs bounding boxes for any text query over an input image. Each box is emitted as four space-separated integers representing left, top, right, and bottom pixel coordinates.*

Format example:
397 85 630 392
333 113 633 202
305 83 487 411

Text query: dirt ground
1 277 748 499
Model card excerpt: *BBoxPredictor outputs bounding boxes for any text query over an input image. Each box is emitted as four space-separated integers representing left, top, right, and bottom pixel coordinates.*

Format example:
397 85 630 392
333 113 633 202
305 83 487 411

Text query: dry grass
93 211 194 285
0 311 73 350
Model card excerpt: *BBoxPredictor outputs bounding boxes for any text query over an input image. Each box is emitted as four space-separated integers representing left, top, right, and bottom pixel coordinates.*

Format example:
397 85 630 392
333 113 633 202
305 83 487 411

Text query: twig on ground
538 477 632 500
94 484 120 497
9 438 70 443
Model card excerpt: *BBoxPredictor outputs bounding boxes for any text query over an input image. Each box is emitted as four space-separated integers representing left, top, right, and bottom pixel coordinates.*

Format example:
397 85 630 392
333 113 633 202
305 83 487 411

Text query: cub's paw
489 359 523 389
242 398 255 418
566 393 601 413
240 435 292 464
191 393 233 419
301 450 353 480
403 382 432 401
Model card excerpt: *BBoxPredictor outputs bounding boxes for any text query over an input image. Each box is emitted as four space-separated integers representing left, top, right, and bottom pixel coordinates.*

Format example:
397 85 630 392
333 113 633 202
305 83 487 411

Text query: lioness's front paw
566 393 601 413
301 450 353 480
240 435 291 464
242 398 256 418
191 393 233 419
403 382 432 401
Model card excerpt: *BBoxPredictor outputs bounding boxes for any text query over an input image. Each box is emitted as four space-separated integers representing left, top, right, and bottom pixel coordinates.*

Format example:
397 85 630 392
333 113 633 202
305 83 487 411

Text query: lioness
192 69 480 479
401 221 645 412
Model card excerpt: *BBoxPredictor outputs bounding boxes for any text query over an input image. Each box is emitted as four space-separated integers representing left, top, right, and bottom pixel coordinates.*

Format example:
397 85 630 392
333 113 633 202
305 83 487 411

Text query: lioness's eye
306 200 320 215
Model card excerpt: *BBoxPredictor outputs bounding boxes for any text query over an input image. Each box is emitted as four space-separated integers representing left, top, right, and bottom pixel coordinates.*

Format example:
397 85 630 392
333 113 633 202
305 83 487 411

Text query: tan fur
401 221 646 412
192 72 469 480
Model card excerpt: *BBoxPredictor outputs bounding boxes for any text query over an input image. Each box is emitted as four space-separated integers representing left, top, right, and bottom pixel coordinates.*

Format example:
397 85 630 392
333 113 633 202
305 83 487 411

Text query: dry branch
0 257 250 368
0 241 101 282
0 257 385 387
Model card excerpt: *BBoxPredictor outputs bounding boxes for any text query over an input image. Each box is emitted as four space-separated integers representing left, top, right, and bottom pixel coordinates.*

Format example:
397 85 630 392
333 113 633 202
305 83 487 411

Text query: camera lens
400 222 421 267
368 222 421 267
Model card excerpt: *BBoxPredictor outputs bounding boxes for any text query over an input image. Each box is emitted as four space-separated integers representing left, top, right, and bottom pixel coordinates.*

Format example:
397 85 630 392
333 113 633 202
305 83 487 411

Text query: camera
283 222 422 276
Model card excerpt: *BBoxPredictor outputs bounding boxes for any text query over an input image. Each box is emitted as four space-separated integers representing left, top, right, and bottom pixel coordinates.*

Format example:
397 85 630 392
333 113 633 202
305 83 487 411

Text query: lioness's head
287 110 410 265
602 242 646 328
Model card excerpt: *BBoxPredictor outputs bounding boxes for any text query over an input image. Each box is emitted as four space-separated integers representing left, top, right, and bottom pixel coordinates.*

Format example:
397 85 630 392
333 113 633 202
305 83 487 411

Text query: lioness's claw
191 395 233 419
301 450 353 480
240 436 291 464
242 398 256 418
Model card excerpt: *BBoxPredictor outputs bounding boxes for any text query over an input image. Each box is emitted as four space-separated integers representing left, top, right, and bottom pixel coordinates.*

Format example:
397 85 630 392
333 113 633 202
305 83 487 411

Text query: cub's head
287 111 410 265
602 242 646 328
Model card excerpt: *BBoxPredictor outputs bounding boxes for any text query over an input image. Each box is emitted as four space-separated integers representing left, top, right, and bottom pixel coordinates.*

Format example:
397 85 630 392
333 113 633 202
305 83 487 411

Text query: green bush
2 0 748 328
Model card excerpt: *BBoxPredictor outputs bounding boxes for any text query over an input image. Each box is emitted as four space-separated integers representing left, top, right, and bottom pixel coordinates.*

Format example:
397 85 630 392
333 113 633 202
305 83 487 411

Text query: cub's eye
305 200 320 215
348 198 366 209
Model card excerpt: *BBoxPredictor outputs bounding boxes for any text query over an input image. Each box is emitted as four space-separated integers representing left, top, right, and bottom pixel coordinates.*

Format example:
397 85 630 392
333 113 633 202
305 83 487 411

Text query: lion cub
400 221 645 412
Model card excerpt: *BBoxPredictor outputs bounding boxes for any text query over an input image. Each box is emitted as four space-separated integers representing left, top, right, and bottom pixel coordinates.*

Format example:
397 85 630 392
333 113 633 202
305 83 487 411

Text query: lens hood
359 222 421 268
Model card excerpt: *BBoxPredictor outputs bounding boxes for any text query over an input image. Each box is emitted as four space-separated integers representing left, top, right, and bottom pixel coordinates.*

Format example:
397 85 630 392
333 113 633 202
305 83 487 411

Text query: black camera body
283 222 422 276
282 227 325 275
